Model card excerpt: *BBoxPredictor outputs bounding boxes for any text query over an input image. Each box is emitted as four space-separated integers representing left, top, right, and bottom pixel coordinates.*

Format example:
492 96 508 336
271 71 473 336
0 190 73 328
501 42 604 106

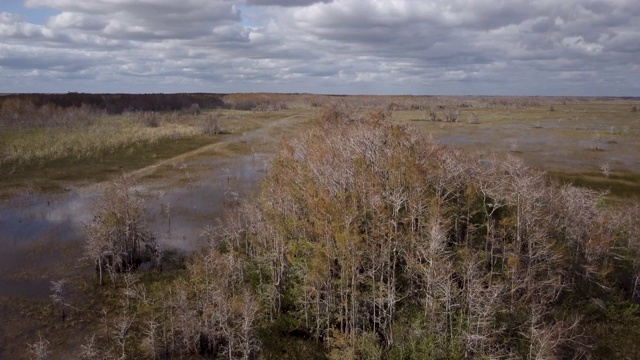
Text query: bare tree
78 335 100 360
600 162 611 177
140 319 160 360
113 315 133 360
28 334 50 360
84 175 158 285
164 107 631 359
50 279 74 320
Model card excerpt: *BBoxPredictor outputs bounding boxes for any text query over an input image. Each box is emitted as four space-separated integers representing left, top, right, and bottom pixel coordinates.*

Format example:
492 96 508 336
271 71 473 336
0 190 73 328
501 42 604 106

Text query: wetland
1 93 639 359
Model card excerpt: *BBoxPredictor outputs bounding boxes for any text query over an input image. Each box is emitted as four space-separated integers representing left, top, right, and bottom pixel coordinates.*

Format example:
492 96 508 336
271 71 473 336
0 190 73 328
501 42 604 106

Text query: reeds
1 112 206 168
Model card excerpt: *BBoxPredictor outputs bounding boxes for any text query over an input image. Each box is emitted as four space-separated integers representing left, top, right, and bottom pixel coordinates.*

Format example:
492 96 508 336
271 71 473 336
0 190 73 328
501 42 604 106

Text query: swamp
1 93 639 359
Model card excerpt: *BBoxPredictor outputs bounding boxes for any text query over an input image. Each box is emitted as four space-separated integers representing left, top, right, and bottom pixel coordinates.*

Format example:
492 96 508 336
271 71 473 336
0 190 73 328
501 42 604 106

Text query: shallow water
0 114 305 359
0 191 91 298
0 153 269 300
146 154 269 252
0 192 90 246
0 152 269 359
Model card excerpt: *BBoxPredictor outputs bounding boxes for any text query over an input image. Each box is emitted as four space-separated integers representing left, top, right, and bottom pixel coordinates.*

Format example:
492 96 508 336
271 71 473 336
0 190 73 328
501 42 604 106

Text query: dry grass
0 108 273 168
1 117 200 166
0 107 316 197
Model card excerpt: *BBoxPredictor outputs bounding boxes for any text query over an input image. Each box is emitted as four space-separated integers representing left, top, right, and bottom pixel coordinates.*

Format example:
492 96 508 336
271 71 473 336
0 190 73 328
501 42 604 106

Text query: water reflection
0 192 92 246
0 153 268 297
147 154 268 252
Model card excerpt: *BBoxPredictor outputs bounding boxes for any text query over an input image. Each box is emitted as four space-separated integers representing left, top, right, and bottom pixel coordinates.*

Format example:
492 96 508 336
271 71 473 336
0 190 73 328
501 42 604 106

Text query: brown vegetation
84 176 159 285
6 94 640 359
158 108 638 358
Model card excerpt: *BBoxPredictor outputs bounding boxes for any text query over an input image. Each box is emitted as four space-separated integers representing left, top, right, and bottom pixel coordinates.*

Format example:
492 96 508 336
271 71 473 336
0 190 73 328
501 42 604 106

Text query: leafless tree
442 107 459 122
49 279 74 320
78 335 100 360
27 334 51 360
112 315 133 360
600 162 611 177
140 319 160 359
152 107 632 359
84 175 158 285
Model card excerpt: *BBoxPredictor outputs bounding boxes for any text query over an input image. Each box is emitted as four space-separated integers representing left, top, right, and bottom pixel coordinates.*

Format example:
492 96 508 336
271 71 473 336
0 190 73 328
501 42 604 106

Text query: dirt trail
70 114 302 196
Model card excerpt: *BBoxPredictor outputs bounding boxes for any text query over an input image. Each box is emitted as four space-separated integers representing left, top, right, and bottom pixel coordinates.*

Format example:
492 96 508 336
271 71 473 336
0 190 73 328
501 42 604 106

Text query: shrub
233 100 258 111
84 176 159 285
442 107 459 122
317 104 362 124
199 114 223 135
84 109 640 359
0 98 97 129
182 103 201 115
137 111 161 128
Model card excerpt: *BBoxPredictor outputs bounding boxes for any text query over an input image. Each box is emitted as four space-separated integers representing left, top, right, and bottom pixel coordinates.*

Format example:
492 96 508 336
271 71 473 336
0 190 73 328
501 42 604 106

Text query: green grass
579 293 640 359
548 170 640 200
0 108 299 197
0 134 222 194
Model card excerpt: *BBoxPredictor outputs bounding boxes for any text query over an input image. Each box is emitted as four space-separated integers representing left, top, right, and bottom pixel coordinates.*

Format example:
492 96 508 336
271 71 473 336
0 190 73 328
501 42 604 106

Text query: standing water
0 151 270 358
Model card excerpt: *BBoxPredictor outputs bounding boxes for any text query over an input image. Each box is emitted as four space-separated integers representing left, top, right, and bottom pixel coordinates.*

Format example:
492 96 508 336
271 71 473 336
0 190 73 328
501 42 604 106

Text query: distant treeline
1 92 638 115
0 93 226 114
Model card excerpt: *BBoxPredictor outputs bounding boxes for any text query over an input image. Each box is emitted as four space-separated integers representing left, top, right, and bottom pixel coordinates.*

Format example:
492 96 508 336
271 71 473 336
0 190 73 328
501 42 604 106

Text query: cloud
28 0 242 40
47 12 108 31
0 11 53 38
246 0 333 7
0 0 638 95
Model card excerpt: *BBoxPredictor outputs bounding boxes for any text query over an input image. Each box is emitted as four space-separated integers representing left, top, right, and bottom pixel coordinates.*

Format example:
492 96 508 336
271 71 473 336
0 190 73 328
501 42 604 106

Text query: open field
1 93 639 359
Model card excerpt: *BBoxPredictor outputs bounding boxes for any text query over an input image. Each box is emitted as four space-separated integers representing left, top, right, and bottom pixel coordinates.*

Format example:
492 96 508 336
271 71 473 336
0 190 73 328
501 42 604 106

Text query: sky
1 0 639 96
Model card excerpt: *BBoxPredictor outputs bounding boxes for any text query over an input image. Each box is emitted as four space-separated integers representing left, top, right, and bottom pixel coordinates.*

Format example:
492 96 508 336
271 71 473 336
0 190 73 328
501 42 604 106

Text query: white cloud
0 0 638 95
47 12 107 30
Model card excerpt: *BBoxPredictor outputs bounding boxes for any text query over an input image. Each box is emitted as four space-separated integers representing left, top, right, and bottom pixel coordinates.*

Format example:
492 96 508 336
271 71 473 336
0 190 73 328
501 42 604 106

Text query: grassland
0 106 302 197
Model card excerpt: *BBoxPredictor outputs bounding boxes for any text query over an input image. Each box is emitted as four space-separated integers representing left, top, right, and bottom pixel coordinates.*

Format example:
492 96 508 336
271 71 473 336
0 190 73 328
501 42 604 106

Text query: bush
199 114 223 135
82 109 640 359
137 111 161 128
0 98 97 129
182 103 201 115
84 176 159 285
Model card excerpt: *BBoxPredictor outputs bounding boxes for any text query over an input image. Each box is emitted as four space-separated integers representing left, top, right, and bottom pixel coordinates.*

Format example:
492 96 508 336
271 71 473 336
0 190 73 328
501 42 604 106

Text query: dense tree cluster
79 108 640 359
182 109 638 359
85 176 159 286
